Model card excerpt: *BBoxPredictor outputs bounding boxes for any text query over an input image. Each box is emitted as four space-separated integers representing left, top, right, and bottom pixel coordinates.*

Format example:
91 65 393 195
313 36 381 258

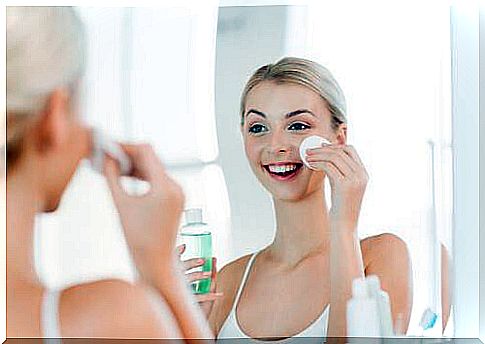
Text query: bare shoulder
360 233 413 332
60 279 181 338
209 254 253 335
360 233 409 269
218 254 253 289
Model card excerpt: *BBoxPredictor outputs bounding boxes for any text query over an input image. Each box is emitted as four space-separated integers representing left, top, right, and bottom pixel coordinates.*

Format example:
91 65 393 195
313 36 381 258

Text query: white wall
214 6 290 262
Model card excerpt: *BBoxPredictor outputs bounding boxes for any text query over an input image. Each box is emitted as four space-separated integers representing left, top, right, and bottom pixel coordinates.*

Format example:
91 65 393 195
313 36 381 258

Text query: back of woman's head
7 6 86 165
240 57 347 131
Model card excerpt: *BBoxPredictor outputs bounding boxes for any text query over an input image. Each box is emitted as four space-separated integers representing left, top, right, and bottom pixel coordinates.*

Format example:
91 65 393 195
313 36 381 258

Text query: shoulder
360 233 410 269
218 254 253 288
59 279 181 338
209 253 254 335
360 233 413 332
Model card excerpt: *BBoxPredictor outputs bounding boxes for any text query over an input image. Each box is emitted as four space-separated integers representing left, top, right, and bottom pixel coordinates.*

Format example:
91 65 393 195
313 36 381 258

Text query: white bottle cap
366 275 381 296
299 135 331 170
352 277 368 298
185 208 203 224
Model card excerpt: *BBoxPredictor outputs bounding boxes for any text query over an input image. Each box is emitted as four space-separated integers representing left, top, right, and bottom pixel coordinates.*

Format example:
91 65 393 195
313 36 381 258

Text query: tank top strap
42 289 62 342
231 251 259 311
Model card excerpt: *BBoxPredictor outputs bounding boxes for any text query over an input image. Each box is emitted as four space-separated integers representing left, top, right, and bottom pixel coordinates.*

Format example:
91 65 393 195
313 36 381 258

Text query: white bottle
347 278 381 338
366 275 394 337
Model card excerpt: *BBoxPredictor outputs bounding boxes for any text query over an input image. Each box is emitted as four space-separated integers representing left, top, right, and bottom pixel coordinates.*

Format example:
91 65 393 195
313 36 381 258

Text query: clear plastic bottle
347 278 381 340
367 275 394 337
179 208 212 294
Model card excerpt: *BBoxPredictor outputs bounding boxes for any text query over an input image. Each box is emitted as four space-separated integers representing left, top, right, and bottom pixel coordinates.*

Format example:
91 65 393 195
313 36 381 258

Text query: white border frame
451 3 480 338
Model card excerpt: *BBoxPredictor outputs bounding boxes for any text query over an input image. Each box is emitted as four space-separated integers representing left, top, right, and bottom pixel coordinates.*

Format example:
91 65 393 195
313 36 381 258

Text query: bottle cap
352 277 368 298
184 208 203 224
366 275 381 296
299 135 331 170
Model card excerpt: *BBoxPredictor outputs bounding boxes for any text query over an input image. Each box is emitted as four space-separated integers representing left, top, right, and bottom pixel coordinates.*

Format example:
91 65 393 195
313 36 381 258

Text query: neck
269 185 330 265
7 163 44 288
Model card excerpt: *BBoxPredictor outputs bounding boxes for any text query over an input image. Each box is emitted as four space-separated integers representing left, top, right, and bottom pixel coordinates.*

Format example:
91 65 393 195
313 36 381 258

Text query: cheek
244 138 263 165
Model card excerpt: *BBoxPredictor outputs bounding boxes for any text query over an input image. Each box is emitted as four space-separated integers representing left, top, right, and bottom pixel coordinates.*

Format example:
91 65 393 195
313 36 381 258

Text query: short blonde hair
240 57 347 130
6 6 85 165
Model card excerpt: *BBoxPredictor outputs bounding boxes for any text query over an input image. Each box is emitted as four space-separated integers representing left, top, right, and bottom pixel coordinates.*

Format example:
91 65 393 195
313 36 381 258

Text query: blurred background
31 1 480 338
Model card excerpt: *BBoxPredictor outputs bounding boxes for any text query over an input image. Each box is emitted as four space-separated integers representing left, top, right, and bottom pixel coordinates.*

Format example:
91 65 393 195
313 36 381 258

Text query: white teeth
268 164 297 173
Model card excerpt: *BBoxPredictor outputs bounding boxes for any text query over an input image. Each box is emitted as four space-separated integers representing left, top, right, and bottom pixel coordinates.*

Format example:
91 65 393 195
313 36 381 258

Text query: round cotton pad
299 135 331 170
90 128 132 175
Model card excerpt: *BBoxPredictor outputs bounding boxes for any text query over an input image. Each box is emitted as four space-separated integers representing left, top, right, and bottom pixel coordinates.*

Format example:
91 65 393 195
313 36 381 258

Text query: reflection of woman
7 7 211 339
209 58 413 339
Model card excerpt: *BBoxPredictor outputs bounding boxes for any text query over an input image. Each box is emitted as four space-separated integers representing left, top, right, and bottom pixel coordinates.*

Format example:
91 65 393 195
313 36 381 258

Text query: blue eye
249 124 268 134
288 122 311 131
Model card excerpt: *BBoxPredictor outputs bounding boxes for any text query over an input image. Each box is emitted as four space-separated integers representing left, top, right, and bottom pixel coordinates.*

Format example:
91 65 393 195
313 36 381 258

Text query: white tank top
217 252 330 342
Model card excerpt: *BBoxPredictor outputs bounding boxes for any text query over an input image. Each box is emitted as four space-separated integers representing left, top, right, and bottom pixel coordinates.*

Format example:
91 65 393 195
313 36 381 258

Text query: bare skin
7 89 213 340
208 81 413 339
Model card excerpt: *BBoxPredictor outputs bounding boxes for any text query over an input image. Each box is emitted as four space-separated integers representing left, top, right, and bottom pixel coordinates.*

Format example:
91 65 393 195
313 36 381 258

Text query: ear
35 88 71 154
336 123 347 145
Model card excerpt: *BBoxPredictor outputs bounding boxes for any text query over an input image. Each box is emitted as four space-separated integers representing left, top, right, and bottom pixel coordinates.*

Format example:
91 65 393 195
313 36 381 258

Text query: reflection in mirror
214 3 453 338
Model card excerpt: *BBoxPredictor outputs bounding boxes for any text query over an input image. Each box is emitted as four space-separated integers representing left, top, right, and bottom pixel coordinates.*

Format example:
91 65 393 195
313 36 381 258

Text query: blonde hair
6 6 86 165
240 57 347 130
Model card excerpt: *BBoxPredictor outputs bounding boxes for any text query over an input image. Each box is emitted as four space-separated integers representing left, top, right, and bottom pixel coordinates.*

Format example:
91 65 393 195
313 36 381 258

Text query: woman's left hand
306 144 369 232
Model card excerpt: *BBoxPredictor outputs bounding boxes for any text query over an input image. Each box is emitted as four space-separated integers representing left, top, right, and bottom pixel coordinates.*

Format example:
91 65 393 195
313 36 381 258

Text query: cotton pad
90 128 132 175
299 135 331 170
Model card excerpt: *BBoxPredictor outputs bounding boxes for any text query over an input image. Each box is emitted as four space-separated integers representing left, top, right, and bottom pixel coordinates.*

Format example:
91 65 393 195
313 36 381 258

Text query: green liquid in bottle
180 231 212 294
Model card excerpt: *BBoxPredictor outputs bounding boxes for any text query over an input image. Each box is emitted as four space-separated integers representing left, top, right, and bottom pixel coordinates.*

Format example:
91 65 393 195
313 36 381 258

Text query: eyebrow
286 109 316 118
245 109 266 118
245 108 316 119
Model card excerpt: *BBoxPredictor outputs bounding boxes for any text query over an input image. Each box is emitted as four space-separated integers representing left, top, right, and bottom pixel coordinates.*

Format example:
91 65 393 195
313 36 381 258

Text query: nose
268 130 292 156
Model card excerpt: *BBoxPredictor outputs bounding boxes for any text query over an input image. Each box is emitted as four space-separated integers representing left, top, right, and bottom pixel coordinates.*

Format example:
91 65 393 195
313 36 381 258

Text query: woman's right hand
104 144 185 284
177 244 223 318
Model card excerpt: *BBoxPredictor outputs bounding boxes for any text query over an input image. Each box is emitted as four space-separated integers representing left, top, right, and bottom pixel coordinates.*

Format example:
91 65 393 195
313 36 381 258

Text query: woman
7 7 212 339
208 57 413 339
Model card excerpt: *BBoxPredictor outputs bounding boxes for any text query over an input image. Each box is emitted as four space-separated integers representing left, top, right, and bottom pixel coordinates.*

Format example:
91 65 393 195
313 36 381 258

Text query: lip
261 162 304 182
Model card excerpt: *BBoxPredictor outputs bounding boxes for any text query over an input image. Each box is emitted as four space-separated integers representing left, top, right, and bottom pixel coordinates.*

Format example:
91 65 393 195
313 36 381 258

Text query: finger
176 244 186 256
342 145 365 167
182 257 205 271
309 160 344 183
333 145 360 172
118 144 167 189
186 270 212 283
210 257 217 293
306 150 353 177
307 146 357 173
342 145 369 180
103 155 126 202
196 292 224 303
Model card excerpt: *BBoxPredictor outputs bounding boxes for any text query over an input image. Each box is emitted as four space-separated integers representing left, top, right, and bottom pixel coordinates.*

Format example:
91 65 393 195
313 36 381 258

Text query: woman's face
241 81 343 202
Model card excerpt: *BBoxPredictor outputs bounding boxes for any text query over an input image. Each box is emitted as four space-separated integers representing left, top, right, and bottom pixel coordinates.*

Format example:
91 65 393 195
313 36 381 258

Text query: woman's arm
150 263 214 341
103 144 213 341
328 229 365 337
306 144 368 338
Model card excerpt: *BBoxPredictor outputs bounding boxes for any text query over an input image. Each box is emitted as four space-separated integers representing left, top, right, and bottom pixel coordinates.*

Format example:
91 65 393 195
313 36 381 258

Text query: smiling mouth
262 163 304 181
